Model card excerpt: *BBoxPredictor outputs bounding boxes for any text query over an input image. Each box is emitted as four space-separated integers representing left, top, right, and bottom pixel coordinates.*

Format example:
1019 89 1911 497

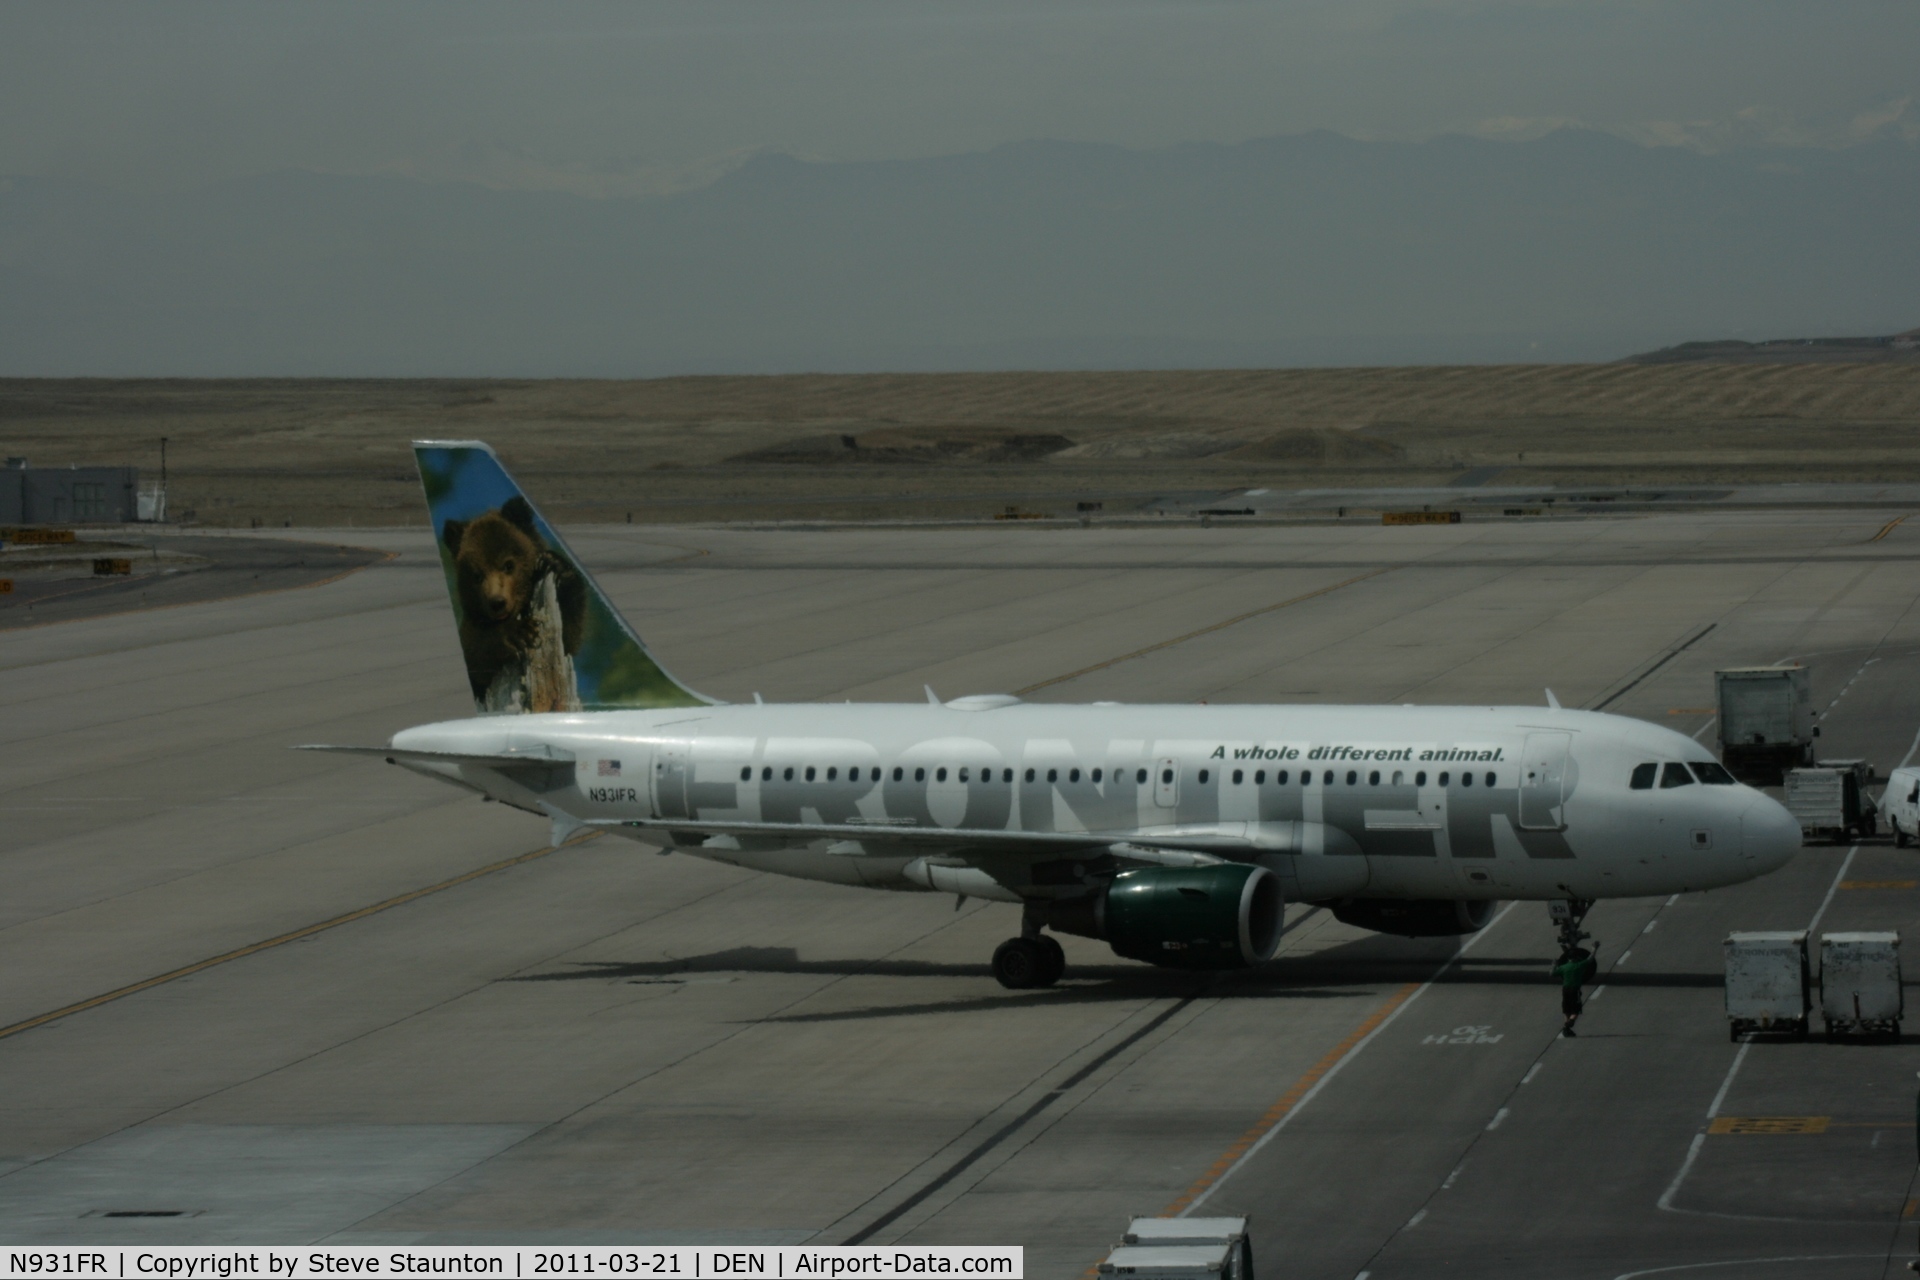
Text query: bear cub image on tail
441 497 588 713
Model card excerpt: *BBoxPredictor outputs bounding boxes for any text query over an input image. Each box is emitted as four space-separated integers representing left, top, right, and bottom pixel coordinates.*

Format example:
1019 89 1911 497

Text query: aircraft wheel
1034 935 1066 987
992 937 1053 990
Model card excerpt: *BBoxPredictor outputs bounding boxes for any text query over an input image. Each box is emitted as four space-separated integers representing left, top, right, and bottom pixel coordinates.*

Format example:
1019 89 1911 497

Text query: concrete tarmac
4 508 1920 1277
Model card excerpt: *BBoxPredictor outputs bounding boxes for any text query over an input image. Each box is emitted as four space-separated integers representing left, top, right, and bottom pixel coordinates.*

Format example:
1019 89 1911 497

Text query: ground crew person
1553 946 1596 1036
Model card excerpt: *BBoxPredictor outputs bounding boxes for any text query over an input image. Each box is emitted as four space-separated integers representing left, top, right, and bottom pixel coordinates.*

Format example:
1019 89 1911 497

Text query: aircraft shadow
502 936 1721 1022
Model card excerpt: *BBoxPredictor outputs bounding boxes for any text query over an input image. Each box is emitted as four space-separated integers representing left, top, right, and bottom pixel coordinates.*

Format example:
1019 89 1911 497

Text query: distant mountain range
2 129 1917 376
1627 329 1920 363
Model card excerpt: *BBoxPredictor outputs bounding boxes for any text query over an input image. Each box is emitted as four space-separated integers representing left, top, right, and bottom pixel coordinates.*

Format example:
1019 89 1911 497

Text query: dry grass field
5 362 1920 525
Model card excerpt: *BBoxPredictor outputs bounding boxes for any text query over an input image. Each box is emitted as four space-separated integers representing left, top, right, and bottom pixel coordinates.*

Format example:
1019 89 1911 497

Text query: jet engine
1331 898 1495 938
1043 863 1284 970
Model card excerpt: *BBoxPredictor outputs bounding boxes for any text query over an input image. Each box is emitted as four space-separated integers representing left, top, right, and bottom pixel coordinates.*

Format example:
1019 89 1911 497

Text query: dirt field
5 363 1920 525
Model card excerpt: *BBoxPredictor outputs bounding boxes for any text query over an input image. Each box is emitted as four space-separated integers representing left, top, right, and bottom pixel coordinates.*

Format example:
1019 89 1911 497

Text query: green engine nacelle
1105 863 1285 970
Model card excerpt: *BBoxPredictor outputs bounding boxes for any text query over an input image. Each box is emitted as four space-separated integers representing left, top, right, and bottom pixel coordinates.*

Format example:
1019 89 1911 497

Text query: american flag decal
598 759 622 777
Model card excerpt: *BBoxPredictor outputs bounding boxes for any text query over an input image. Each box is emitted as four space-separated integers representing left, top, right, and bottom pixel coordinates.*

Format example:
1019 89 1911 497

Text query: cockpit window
1660 762 1696 789
1629 763 1657 790
1689 761 1736 785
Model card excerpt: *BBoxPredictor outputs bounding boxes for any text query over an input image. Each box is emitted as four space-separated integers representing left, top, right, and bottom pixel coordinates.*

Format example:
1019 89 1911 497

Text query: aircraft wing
588 815 1250 861
590 815 1109 851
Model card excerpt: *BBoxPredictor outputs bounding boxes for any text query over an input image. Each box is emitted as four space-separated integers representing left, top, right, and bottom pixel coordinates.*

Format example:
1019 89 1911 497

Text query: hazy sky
4 1 1917 197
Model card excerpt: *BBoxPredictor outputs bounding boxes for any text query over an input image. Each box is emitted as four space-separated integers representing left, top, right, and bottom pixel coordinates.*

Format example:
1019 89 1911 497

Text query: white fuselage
390 698 1800 905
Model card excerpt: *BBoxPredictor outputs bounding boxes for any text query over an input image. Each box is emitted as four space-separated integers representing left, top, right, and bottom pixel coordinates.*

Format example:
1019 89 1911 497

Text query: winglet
1546 688 1562 710
925 684 941 705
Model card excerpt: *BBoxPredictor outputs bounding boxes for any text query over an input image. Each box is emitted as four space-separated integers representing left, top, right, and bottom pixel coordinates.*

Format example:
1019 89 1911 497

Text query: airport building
0 457 148 524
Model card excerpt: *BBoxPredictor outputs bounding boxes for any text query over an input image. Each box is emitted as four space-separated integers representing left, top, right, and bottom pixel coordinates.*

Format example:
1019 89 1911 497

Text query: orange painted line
1869 514 1912 544
1018 569 1395 696
0 834 589 1043
1157 980 1424 1217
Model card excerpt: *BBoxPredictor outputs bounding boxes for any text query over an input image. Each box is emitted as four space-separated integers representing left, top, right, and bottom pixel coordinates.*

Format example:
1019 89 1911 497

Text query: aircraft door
652 742 691 819
1154 757 1179 808
1518 732 1572 830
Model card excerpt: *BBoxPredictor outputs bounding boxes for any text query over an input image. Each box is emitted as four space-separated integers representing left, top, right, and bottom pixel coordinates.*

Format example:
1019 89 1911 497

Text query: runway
4 507 1920 1277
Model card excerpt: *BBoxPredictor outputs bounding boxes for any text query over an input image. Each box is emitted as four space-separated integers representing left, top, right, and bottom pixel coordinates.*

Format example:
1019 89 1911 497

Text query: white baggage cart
1820 931 1902 1039
1105 1218 1251 1280
1098 1245 1240 1280
1725 931 1810 1040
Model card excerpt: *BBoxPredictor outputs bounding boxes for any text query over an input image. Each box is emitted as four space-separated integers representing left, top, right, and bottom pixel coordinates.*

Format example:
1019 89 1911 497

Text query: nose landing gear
1549 897 1595 956
992 915 1066 989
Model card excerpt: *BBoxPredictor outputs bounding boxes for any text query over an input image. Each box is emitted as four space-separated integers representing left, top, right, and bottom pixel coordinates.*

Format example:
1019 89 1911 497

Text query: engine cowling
1046 863 1284 970
1331 898 1495 938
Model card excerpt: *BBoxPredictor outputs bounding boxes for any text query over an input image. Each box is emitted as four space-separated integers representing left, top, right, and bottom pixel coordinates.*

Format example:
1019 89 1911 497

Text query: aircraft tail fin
413 440 712 714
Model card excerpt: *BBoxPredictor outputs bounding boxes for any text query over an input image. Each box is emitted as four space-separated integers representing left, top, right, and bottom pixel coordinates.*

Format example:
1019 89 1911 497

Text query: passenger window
1137 768 1148 784
1689 762 1736 785
1484 772 1495 787
1162 768 1174 784
915 767 926 782
1392 770 1403 786
1660 762 1695 789
1345 770 1357 785
937 767 948 782
892 766 904 782
1092 768 1103 783
958 767 969 783
1438 771 1450 786
1415 771 1427 786
1461 773 1473 788
1026 768 1037 783
1277 770 1288 785
806 766 816 782
740 767 751 782
1069 768 1080 783
1255 770 1266 784
827 767 837 781
1047 768 1058 783
763 766 773 781
1368 770 1380 786
1201 769 1212 784
783 767 794 781
1232 770 1243 785
1322 770 1333 785
1629 763 1656 789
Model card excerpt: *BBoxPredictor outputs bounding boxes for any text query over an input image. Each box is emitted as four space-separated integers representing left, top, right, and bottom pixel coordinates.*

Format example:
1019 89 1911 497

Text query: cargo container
1098 1245 1241 1280
1717 666 1813 784
1785 760 1877 842
1820 932 1901 1039
1105 1218 1251 1280
1725 931 1810 1040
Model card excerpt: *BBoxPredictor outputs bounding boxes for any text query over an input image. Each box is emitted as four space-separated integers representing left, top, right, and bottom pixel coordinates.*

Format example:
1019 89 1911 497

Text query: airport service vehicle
1716 666 1814 784
1785 760 1878 843
308 442 1802 989
1725 931 1811 1040
1881 767 1920 847
1109 1218 1253 1280
1819 932 1902 1040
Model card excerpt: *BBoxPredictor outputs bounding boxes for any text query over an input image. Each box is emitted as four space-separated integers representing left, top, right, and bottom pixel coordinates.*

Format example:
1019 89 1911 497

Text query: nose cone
1740 794 1801 873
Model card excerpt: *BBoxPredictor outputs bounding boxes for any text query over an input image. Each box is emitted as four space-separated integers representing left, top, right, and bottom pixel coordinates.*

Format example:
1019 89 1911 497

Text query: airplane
305 441 1802 989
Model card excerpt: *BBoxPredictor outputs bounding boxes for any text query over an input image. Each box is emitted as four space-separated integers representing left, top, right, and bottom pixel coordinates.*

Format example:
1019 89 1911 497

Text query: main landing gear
993 915 1066 989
